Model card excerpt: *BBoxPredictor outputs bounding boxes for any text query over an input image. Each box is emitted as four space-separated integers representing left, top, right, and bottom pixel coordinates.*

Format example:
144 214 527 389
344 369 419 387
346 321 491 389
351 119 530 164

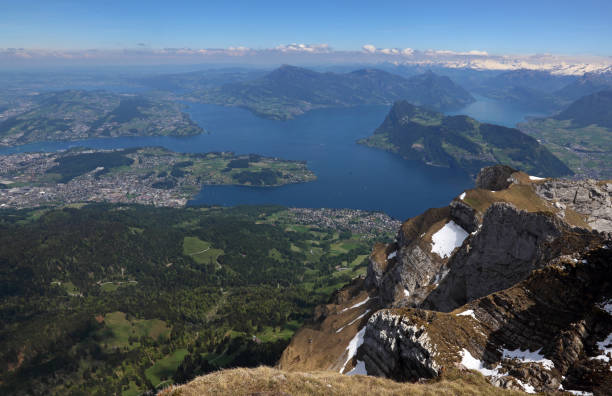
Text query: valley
0 204 399 395
519 90 612 178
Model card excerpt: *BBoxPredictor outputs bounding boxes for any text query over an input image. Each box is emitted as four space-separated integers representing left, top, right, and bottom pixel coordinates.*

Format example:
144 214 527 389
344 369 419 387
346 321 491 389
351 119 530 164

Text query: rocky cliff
279 166 612 395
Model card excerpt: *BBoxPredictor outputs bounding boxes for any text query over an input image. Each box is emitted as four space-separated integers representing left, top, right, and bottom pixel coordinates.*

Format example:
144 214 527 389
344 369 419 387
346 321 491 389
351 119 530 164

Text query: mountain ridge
197 65 475 120
358 100 573 178
276 166 612 395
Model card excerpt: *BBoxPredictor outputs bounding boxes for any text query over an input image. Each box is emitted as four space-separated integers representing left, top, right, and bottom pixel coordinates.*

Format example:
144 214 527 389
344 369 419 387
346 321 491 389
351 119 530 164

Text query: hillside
473 69 574 112
0 204 398 395
358 100 572 178
554 90 612 128
196 65 475 119
519 90 612 178
277 166 612 395
0 90 203 147
555 71 612 102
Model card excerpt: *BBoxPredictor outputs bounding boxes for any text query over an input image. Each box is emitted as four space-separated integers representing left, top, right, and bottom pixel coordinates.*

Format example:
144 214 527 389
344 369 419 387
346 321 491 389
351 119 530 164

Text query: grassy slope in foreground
358 100 573 178
162 366 527 396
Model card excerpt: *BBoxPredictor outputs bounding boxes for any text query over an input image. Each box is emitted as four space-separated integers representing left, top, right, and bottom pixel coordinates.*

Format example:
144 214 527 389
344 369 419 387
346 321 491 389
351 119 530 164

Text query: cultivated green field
183 236 224 265
98 312 170 350
520 118 612 178
145 349 189 387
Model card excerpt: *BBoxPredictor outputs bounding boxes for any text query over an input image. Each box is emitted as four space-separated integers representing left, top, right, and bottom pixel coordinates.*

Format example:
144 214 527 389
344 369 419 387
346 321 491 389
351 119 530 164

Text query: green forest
0 204 394 395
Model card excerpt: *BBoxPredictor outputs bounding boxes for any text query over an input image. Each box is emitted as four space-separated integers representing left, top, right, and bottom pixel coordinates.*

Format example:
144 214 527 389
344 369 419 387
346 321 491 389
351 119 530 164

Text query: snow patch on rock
346 359 367 376
460 349 500 377
459 192 466 200
456 309 477 320
336 310 371 333
529 175 546 181
501 348 555 370
387 251 397 260
341 297 370 312
592 332 612 365
340 327 366 373
460 348 555 393
431 220 468 258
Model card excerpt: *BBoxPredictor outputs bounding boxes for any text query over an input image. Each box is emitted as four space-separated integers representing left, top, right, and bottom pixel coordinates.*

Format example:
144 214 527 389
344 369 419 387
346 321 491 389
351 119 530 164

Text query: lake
0 95 540 220
447 94 547 127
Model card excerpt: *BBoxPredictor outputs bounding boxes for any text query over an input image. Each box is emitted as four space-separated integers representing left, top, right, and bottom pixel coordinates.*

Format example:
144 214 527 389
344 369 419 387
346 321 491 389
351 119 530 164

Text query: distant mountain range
359 100 573 178
195 65 475 120
555 72 612 102
554 90 612 128
474 69 612 112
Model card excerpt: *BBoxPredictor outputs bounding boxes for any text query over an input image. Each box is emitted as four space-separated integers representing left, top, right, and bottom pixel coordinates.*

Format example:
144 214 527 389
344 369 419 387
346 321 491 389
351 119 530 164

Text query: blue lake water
447 94 547 128
0 96 541 220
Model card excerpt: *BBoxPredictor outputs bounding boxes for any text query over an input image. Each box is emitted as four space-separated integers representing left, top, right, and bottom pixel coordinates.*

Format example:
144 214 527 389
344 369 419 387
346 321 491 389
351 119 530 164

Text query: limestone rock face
360 310 440 381
359 247 612 394
534 179 612 233
423 202 592 312
364 243 394 291
365 207 449 307
449 199 479 233
475 165 517 191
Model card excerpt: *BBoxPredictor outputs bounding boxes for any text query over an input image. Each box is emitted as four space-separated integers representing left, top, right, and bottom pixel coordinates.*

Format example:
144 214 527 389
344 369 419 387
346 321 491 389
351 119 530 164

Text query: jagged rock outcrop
360 309 441 381
359 247 612 394
366 207 450 307
534 178 612 233
449 199 479 233
423 202 604 312
279 166 612 394
475 164 517 191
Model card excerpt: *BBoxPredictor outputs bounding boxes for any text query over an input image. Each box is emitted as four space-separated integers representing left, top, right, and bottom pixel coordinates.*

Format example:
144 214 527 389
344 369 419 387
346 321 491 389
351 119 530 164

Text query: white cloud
426 49 489 56
274 43 331 53
362 45 414 57
362 44 377 53
1 46 610 75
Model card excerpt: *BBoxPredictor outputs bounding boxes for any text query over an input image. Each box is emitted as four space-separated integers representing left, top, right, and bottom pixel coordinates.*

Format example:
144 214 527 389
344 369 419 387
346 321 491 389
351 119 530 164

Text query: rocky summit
278 165 612 395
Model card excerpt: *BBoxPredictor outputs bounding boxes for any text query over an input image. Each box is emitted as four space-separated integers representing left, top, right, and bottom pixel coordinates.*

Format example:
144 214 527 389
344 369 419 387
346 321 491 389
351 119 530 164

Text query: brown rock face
475 165 517 191
359 247 612 394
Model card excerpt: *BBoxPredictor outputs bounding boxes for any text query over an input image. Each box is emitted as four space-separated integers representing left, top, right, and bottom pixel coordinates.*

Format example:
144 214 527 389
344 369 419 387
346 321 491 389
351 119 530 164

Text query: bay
4 97 544 221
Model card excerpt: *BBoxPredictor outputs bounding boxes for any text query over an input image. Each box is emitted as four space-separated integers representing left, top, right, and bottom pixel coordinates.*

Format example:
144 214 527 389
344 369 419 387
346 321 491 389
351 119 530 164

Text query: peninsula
0 147 316 208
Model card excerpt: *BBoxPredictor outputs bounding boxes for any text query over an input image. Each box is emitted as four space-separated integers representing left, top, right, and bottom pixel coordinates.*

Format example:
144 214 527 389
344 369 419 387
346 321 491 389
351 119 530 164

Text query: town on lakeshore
0 147 316 209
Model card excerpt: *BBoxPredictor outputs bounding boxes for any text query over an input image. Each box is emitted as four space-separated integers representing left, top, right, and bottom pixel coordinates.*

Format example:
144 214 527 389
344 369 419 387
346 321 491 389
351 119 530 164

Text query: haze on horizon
2 0 612 69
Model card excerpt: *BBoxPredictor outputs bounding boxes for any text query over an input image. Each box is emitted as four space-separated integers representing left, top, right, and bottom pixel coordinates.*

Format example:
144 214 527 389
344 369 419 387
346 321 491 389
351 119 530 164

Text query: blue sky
2 0 611 55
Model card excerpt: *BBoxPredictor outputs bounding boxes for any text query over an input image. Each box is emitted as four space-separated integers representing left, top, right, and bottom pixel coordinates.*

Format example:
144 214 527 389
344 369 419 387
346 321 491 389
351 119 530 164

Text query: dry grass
462 184 590 229
161 366 528 396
